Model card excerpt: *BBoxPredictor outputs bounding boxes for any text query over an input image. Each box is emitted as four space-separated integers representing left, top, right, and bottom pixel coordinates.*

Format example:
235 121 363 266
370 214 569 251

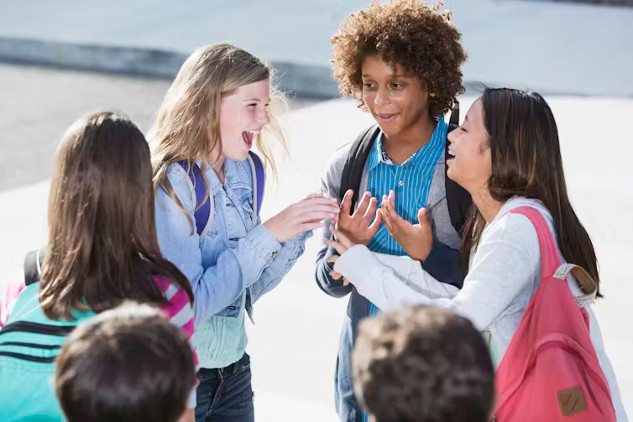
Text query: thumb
417 208 429 226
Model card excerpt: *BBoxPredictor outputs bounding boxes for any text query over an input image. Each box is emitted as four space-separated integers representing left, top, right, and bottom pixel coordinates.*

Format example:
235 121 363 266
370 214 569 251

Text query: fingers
296 196 340 210
352 191 371 219
390 206 411 232
343 278 350 286
340 189 353 216
324 238 347 255
300 210 341 224
381 192 412 237
330 226 354 249
300 221 326 232
368 208 383 236
362 196 378 224
381 194 396 233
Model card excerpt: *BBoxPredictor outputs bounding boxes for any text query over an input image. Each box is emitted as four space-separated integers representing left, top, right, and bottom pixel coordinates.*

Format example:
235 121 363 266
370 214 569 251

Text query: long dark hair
460 88 601 296
40 112 194 320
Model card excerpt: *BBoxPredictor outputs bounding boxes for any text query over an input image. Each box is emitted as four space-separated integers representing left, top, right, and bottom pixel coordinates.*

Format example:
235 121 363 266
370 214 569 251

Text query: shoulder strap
507 206 561 279
177 161 213 237
444 102 472 234
24 247 46 286
340 125 381 209
247 151 265 224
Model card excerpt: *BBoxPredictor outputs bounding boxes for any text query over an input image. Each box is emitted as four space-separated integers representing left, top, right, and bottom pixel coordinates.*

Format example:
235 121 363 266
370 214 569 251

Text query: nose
258 107 270 126
447 128 457 145
374 87 390 106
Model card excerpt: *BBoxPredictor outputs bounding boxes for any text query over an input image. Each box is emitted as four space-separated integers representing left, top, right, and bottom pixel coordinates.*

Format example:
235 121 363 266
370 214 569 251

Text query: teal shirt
0 284 94 421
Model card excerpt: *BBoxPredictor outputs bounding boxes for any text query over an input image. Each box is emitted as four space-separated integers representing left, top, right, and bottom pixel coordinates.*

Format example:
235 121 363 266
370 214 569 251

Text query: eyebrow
242 98 270 103
361 74 407 78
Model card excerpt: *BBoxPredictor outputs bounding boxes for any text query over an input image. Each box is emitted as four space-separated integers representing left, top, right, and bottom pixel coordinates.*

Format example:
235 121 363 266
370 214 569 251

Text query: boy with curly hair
352 305 495 422
314 1 470 420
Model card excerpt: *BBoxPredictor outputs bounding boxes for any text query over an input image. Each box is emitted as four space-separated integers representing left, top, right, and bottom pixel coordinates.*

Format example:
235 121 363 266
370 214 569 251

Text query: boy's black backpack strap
445 101 472 234
24 247 46 286
339 125 381 209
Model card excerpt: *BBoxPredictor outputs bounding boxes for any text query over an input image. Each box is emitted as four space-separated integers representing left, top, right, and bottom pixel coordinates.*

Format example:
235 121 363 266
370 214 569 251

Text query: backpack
339 104 472 234
177 150 265 236
0 250 93 421
493 206 616 421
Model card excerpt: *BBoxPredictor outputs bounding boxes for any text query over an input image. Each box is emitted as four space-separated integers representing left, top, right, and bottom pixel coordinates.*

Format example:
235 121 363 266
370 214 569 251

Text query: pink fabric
153 275 198 368
494 207 615 421
0 280 26 327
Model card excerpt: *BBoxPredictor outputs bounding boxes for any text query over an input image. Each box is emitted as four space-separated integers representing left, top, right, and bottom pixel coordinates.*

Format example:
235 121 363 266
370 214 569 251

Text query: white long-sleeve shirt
334 196 627 421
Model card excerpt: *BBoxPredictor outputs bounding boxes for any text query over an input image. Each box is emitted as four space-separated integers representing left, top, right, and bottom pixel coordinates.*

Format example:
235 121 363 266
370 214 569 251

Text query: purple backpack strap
248 151 265 218
177 161 211 236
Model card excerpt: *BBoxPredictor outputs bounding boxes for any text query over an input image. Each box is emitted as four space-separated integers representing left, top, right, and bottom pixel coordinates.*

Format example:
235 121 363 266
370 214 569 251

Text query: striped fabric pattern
365 119 447 316
154 275 198 369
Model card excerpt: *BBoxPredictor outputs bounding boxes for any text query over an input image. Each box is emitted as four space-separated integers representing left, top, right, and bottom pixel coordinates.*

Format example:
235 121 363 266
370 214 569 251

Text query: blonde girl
150 43 339 421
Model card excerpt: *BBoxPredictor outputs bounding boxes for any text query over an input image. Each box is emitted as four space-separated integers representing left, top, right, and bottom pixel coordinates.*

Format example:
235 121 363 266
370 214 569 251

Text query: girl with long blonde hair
149 43 339 421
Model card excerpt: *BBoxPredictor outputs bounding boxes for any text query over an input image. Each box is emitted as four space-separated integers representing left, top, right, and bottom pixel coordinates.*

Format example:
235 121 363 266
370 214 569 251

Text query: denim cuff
282 230 313 260
246 224 282 264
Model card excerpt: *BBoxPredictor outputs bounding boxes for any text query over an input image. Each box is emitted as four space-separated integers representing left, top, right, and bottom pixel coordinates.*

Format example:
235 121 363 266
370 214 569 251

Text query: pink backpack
493 207 615 421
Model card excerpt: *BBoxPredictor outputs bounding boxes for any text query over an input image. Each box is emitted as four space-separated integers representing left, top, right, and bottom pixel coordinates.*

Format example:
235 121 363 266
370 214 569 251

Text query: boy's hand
336 189 382 245
382 191 433 261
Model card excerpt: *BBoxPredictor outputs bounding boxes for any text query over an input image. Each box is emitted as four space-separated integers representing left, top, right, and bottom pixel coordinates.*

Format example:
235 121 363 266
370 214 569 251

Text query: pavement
0 66 631 418
0 0 632 97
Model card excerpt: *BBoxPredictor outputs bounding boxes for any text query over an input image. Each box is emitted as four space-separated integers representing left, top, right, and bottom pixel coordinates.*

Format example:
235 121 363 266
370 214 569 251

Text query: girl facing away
327 88 627 421
0 112 197 421
149 43 339 421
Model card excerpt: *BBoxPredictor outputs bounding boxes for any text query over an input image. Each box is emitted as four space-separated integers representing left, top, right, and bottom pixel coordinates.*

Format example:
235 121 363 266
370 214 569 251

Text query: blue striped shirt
365 118 447 315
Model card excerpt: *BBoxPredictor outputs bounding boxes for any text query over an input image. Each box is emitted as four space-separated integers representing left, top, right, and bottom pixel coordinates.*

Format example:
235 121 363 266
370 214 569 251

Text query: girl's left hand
324 226 355 255
324 227 356 286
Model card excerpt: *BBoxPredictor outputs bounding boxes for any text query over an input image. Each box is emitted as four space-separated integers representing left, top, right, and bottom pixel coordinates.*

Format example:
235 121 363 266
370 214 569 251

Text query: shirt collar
366 118 447 172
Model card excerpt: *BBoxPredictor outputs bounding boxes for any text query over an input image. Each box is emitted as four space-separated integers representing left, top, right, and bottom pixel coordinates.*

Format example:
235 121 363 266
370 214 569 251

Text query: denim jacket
155 158 310 368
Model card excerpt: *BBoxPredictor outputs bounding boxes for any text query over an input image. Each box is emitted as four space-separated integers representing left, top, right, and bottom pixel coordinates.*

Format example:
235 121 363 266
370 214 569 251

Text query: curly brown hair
331 0 466 117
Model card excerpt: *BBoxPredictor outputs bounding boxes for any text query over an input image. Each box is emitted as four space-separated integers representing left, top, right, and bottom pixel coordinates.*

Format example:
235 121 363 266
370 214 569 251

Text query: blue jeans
194 353 255 422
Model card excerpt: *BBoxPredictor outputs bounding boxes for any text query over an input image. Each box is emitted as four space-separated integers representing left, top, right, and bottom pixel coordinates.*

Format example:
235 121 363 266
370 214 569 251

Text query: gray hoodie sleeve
314 145 353 298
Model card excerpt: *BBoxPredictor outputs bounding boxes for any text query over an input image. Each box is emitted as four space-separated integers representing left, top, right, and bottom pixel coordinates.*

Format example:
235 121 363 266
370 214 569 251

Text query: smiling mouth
242 129 260 147
375 113 397 122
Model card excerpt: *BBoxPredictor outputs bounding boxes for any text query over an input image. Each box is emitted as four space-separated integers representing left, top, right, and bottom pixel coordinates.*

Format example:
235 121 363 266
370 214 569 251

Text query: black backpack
339 104 472 234
23 247 46 286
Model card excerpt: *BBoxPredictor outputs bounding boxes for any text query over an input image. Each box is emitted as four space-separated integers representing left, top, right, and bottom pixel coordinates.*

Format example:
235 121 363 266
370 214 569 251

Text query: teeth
247 130 261 135
448 149 456 157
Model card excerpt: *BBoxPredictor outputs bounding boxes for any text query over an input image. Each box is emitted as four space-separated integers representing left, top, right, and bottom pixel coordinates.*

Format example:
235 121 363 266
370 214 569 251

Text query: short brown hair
352 305 494 422
331 0 466 117
55 303 195 422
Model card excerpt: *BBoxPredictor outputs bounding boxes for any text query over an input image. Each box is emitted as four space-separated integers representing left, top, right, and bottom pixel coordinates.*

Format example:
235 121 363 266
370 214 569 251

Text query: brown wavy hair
40 112 193 320
460 88 601 296
331 0 466 117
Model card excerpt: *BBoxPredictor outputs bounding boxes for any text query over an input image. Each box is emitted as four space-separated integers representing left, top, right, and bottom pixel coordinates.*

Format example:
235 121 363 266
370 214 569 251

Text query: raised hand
382 190 433 261
324 227 356 286
336 189 382 245
264 193 340 243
